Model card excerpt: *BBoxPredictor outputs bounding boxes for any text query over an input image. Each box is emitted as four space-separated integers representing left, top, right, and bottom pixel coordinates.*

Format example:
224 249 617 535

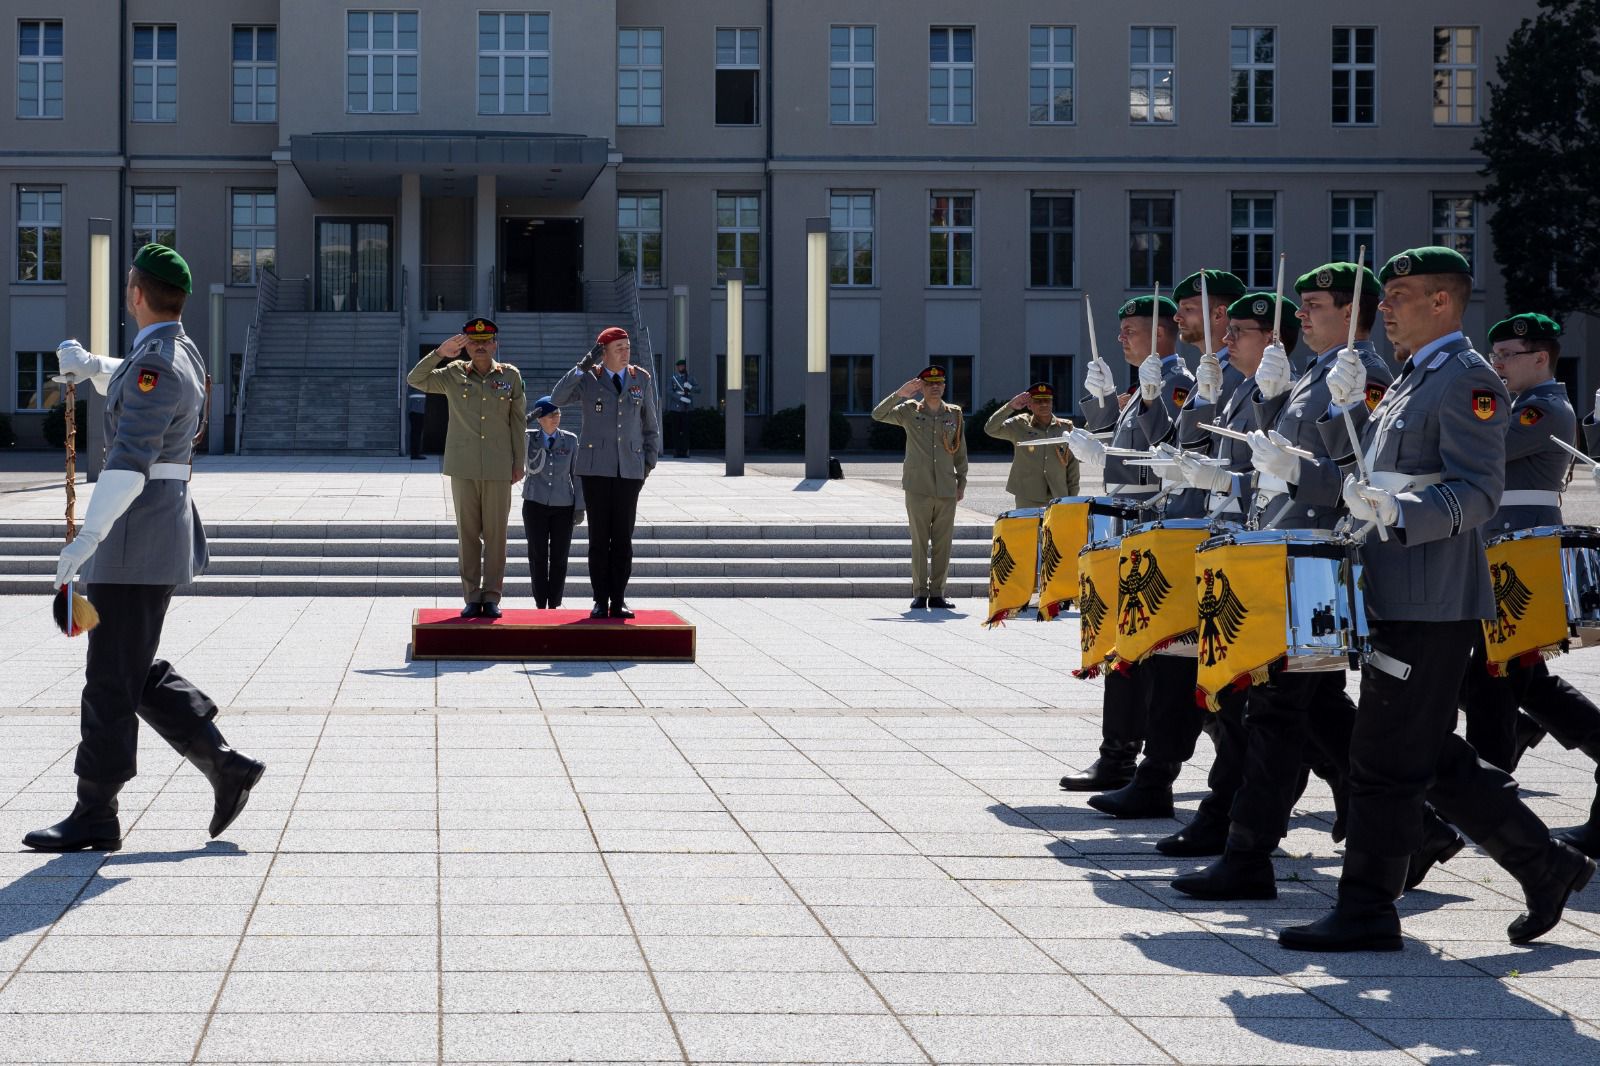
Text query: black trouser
407 412 425 458
580 474 644 605
672 407 692 457
1192 684 1251 824
1139 655 1207 763
1462 633 1600 768
77 583 218 784
1098 665 1146 758
1228 671 1356 840
523 500 575 608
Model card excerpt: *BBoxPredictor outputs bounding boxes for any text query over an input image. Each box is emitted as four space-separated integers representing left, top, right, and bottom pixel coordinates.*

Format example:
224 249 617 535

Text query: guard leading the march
27 243 266 852
873 366 968 610
984 382 1079 509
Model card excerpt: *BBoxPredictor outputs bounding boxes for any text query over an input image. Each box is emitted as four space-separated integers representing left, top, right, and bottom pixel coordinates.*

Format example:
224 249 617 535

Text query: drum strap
1365 648 1412 681
1106 482 1160 496
1499 490 1562 508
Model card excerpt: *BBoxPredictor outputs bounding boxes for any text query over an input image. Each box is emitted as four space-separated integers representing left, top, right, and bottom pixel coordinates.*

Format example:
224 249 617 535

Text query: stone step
0 520 994 541
0 536 992 559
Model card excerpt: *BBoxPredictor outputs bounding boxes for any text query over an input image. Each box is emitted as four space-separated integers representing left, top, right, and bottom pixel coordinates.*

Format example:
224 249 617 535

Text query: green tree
1475 0 1600 320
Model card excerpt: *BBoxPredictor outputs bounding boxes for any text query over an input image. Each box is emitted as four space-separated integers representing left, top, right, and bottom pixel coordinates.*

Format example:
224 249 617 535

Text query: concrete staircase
492 313 646 433
238 312 403 456
0 520 992 598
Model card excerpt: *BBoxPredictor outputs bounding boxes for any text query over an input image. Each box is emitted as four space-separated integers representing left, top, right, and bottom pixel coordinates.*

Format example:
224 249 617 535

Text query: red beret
1027 382 1055 399
596 327 630 346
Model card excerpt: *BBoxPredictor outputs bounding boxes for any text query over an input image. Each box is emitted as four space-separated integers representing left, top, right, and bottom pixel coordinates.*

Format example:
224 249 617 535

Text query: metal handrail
232 265 278 454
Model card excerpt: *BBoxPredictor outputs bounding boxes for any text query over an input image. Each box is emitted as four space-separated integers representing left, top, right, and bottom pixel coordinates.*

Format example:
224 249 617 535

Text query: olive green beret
1488 312 1562 345
1172 269 1247 303
132 243 192 294
1378 246 1471 284
1118 294 1179 320
1294 262 1383 302
1227 292 1297 327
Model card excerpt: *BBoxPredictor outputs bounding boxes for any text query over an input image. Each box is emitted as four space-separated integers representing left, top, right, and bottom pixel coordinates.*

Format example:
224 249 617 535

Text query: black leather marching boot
1279 851 1408 952
23 779 123 852
1156 809 1230 857
1171 825 1278 900
1513 712 1548 768
1059 743 1138 792
1087 759 1178 819
181 721 266 838
1405 807 1465 892
1476 816 1597 944
1554 759 1600 859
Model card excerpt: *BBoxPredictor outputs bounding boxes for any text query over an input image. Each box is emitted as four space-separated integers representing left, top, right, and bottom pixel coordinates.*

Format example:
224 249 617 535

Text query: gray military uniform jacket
523 427 586 511
552 361 661 480
1490 380 1575 534
1080 355 1196 514
1178 372 1263 518
1175 348 1242 441
83 322 209 586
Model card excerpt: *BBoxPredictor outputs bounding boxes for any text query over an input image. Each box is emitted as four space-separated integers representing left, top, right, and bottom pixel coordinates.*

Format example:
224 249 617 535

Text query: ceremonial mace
52 349 97 636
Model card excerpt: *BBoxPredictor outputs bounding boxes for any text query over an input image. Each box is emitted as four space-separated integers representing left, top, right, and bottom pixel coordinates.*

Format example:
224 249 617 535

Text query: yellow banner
1075 542 1120 676
984 513 1041 627
1483 534 1568 674
1194 542 1290 711
1038 501 1091 620
1114 525 1210 666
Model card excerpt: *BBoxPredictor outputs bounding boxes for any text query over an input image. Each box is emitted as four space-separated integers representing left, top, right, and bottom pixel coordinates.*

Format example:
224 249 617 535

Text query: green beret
132 243 192 294
1294 262 1383 302
1118 294 1179 320
1377 246 1472 284
1488 313 1562 345
1227 292 1297 326
1173 269 1246 303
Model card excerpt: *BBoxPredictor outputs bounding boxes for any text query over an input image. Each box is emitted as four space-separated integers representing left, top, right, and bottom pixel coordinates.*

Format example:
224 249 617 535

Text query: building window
1030 355 1074 406
1331 195 1376 266
1432 195 1477 277
1433 26 1478 125
1230 27 1274 124
17 19 63 119
828 192 874 287
617 27 662 126
1230 195 1275 289
715 192 760 286
1028 26 1074 124
231 26 277 122
347 11 418 114
929 26 974 124
929 193 975 288
715 27 759 125
230 191 276 285
937 356 976 410
132 24 177 122
829 25 874 124
478 12 549 115
830 355 874 415
131 189 176 251
717 352 767 414
16 186 61 282
1129 26 1175 124
15 352 62 411
1129 195 1175 289
617 193 663 288
1029 193 1075 289
1332 27 1377 125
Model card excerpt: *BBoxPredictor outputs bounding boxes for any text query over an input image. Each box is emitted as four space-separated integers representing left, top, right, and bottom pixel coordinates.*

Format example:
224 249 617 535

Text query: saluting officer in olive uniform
984 382 1079 508
408 317 527 618
29 243 265 852
873 365 968 610
1280 247 1592 953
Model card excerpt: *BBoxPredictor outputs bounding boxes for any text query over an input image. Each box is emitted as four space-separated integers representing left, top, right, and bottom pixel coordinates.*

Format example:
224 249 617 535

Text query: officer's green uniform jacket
984 408 1079 505
407 352 528 480
873 394 968 498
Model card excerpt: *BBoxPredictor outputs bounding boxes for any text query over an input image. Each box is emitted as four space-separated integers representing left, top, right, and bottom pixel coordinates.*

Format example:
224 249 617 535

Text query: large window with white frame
132 23 177 122
715 27 759 125
1332 27 1377 125
929 193 974 288
15 351 62 411
230 191 276 285
1028 26 1074 124
617 193 663 289
617 27 661 125
929 27 974 124
347 11 418 114
478 12 549 115
715 192 761 286
1230 195 1276 289
131 189 176 251
231 26 277 122
16 185 61 282
1029 192 1075 289
1129 194 1174 289
830 355 874 415
829 25 874 124
1330 194 1376 266
1129 26 1175 124
1433 26 1478 125
828 191 875 287
1432 195 1477 277
1230 27 1274 124
17 19 63 119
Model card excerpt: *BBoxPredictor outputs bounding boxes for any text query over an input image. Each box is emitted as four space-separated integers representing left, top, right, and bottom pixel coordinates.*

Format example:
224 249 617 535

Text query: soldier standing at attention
669 357 699 459
29 243 265 852
523 396 585 610
984 382 1079 508
407 317 527 618
873 366 968 610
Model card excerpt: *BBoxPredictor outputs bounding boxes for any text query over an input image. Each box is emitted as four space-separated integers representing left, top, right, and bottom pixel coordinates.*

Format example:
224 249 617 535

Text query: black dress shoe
590 602 609 619
928 597 956 609
481 603 502 619
1405 816 1465 892
610 602 636 620
535 600 548 610
460 602 482 618
1156 814 1230 857
1059 756 1136 792
22 780 122 852
550 599 563 609
910 596 928 610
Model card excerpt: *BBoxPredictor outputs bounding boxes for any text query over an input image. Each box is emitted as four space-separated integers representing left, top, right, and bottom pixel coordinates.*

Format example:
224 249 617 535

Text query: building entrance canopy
290 131 609 199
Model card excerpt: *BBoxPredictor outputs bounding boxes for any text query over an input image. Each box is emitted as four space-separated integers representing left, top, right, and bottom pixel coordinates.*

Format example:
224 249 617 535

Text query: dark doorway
315 218 393 311
500 217 583 313
414 344 452 454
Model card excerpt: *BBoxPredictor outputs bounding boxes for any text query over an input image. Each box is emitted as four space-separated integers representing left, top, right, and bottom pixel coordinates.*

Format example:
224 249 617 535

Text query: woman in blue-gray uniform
523 396 585 609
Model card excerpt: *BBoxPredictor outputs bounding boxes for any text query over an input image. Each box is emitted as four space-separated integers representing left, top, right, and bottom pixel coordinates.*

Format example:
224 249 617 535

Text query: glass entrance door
316 218 394 311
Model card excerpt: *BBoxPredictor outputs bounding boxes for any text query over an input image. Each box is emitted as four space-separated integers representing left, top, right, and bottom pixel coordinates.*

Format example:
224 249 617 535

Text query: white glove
1342 475 1398 528
1066 427 1106 469
1145 446 1188 485
56 340 122 395
53 468 145 586
1593 387 1600 421
1195 353 1224 404
1248 429 1301 484
1326 347 1367 409
1083 359 1117 401
1256 343 1291 401
1138 355 1163 402
1177 453 1234 494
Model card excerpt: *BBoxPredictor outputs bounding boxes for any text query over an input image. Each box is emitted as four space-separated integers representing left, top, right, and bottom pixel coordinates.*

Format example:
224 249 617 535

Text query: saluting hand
437 334 468 359
1009 391 1032 410
896 378 924 399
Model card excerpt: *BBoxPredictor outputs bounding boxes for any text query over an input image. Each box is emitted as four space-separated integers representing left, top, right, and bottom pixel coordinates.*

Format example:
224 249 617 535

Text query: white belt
1367 471 1443 494
1207 493 1242 514
1256 473 1289 497
1107 482 1160 496
148 462 191 481
1500 490 1562 508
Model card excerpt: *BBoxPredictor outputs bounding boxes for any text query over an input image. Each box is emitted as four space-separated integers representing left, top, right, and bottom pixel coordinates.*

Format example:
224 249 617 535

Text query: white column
475 174 497 315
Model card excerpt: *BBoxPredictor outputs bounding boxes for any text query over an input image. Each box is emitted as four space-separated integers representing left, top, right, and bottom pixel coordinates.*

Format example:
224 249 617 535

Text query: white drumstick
1085 293 1104 371
1341 245 1386 542
1199 421 1314 459
1272 253 1287 344
1200 272 1213 359
1550 434 1599 468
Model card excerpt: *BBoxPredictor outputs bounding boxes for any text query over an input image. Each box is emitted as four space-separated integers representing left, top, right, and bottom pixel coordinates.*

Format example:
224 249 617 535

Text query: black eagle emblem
1118 548 1172 636
1079 574 1109 652
1488 561 1534 644
1196 568 1249 667
1039 528 1063 588
990 537 1018 600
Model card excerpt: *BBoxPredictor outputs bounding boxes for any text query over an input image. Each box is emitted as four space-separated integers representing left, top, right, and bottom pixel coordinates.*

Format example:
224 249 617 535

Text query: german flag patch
1518 406 1544 426
136 370 159 393
1365 383 1386 412
1171 386 1190 407
1472 389 1497 421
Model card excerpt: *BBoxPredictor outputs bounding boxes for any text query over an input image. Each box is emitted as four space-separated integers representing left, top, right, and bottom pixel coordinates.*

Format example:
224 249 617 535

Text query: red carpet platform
411 609 696 662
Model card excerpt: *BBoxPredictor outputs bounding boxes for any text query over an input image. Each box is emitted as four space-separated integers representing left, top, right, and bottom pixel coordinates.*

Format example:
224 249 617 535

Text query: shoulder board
945 404 962 415
1455 349 1483 369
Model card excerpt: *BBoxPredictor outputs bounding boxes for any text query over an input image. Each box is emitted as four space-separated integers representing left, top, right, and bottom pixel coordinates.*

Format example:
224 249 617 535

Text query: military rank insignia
1171 387 1189 407
1518 407 1544 426
136 370 159 393
1472 389 1497 421
1365 383 1386 412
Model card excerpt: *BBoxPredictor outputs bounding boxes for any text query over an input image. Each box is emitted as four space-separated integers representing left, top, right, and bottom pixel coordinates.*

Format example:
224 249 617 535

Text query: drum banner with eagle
1037 501 1091 620
1073 542 1121 677
1483 534 1568 675
1113 525 1211 666
983 512 1042 627
1193 542 1290 711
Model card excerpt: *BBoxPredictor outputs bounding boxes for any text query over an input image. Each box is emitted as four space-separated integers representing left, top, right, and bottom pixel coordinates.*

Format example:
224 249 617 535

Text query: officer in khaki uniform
984 382 1079 508
407 316 527 618
873 365 968 610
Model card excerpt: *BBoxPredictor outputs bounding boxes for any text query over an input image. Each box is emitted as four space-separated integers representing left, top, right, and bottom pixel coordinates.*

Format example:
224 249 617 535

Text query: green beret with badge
1118 294 1179 319
1378 245 1472 283
1173 269 1246 303
1488 312 1562 345
132 243 192 294
1294 261 1383 302
1228 292 1300 350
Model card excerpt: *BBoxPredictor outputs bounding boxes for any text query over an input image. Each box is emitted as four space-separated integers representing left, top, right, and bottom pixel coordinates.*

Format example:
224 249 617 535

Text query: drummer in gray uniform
1172 269 1247 433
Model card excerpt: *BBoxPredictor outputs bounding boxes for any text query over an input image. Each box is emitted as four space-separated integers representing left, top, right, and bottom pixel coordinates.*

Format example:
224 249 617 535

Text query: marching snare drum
1487 525 1600 647
1117 518 1228 661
